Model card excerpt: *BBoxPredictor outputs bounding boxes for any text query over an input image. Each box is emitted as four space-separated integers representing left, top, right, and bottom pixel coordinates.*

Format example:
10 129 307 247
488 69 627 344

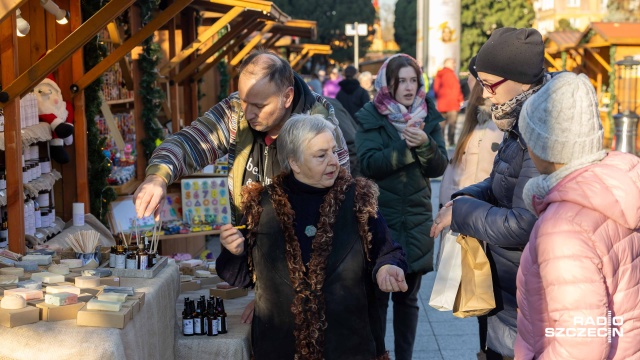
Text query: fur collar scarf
242 168 387 360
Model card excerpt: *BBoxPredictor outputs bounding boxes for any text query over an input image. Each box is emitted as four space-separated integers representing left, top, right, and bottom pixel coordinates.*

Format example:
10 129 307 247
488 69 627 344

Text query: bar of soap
81 269 112 278
17 280 42 290
216 282 233 289
103 286 135 296
45 292 79 306
97 292 127 302
75 276 100 288
1 294 27 309
86 299 122 312
15 261 39 271
22 254 52 265
194 270 213 278
46 285 81 295
48 264 70 275
4 288 43 300
60 259 83 269
0 275 19 284
0 267 24 277
31 272 65 283
180 275 193 282
179 259 203 268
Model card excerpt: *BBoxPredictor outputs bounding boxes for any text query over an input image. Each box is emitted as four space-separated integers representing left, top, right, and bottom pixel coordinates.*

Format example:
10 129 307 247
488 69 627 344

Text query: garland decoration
137 0 165 158
81 0 116 226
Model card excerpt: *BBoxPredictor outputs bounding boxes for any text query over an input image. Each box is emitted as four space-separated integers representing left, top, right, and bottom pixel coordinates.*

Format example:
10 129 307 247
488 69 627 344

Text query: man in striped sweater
133 49 349 225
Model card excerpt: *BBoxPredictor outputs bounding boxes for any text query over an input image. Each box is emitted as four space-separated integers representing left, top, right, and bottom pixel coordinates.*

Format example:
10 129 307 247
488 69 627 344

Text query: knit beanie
520 72 603 164
475 27 544 84
468 56 478 79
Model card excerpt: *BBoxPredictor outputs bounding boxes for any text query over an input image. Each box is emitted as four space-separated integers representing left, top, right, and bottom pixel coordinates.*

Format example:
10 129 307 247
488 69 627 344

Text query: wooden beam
171 16 251 85
584 46 612 72
262 33 282 49
289 48 308 70
292 53 312 72
544 51 561 71
129 5 146 183
194 21 263 81
229 22 273 66
0 0 136 108
0 13 25 253
159 6 244 76
181 7 198 124
0 0 27 25
167 10 180 134
107 22 134 91
71 0 89 215
74 0 191 94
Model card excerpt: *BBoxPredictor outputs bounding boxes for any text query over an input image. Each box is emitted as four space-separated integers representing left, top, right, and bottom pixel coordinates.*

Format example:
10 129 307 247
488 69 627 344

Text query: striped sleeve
146 94 241 184
313 93 350 172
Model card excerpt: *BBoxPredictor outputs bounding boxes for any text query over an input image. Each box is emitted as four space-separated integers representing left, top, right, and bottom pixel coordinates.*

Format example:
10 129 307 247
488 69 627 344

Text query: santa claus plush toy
34 74 74 164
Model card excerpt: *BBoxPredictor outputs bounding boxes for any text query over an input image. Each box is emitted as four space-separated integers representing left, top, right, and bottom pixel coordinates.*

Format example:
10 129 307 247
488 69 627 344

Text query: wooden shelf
158 229 221 240
110 178 141 195
0 123 52 151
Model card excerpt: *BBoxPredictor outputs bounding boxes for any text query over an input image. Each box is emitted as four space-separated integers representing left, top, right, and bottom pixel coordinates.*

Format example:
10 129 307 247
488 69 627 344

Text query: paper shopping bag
452 234 495 318
428 231 462 311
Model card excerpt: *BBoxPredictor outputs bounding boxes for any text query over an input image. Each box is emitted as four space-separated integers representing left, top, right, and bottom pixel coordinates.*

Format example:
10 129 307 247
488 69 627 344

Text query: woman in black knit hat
431 27 547 360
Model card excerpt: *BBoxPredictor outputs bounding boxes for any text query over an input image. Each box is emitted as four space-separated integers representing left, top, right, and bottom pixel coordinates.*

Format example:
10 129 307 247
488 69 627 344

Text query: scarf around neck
373 54 428 138
522 150 607 214
490 74 549 132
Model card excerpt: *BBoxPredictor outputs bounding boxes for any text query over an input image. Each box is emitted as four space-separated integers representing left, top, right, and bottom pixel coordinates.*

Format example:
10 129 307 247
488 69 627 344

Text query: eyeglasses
476 77 508 95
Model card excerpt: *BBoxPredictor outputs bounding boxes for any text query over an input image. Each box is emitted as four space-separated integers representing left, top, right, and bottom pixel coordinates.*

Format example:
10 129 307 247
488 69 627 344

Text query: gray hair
238 49 294 93
277 113 336 172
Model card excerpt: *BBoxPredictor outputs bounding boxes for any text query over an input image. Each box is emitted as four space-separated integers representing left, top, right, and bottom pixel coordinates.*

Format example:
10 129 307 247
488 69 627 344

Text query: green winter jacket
355 100 448 274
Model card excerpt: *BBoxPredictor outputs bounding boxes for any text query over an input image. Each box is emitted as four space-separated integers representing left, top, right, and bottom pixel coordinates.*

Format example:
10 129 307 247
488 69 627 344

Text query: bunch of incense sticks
133 218 140 246
149 219 163 254
114 221 129 246
66 230 100 253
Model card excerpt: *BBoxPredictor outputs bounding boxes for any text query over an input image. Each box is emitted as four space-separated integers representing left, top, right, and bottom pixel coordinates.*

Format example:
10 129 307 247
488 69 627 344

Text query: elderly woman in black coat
216 113 408 360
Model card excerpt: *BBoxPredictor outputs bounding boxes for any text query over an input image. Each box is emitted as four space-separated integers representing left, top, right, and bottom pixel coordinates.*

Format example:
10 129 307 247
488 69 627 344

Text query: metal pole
416 0 424 64
354 22 359 70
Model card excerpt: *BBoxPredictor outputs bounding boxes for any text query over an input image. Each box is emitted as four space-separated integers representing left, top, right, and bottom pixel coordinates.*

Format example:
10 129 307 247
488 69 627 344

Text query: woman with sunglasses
430 27 547 360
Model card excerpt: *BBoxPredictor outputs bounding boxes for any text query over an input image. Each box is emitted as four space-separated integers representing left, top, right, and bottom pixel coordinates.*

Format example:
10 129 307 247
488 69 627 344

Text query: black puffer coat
450 122 539 357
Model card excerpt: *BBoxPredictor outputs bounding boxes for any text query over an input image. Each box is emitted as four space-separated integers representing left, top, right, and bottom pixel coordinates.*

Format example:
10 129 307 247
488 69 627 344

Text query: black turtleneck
282 173 331 266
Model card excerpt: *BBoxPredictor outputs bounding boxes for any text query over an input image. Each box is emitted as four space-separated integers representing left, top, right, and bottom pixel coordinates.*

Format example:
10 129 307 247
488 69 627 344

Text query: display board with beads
181 178 231 229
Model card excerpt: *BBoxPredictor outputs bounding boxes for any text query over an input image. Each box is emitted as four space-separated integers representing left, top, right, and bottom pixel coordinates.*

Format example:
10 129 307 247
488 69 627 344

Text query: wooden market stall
543 30 582 72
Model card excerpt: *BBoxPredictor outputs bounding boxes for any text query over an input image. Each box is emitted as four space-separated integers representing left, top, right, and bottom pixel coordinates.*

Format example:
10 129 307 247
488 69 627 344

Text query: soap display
0 274 19 284
48 264 70 275
103 286 135 296
1 294 27 310
75 276 100 288
45 292 79 306
14 261 39 271
86 299 122 312
0 267 25 277
17 280 42 290
31 272 65 283
22 254 52 265
45 285 81 295
4 288 43 300
81 269 112 278
194 270 213 278
97 292 127 302
60 259 83 268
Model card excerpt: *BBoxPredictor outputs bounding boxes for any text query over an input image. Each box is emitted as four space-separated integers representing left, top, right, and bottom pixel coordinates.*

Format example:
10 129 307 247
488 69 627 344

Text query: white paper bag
429 231 462 311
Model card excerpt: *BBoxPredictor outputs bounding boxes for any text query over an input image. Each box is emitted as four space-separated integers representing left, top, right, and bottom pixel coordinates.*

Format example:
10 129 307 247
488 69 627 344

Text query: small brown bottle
137 244 149 270
115 245 126 269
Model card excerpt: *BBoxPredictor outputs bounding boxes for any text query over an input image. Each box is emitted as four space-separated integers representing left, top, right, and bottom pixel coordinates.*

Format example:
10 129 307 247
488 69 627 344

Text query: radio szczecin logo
545 311 623 343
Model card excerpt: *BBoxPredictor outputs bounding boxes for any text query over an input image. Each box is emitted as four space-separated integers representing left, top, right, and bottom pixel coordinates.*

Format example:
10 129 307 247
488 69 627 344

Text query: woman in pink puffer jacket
515 72 640 359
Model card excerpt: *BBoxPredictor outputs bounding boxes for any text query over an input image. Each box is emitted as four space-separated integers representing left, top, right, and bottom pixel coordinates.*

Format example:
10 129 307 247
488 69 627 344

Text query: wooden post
69 0 88 211
167 3 180 134
181 8 198 124
129 5 146 183
0 13 25 253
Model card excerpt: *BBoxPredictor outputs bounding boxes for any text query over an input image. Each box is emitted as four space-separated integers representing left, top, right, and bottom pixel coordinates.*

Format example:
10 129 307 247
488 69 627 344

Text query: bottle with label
193 299 203 335
109 246 117 268
125 247 137 269
0 209 8 249
182 298 194 336
207 299 218 336
115 245 126 269
199 296 207 335
33 196 41 229
0 169 6 190
217 297 228 334
137 244 148 270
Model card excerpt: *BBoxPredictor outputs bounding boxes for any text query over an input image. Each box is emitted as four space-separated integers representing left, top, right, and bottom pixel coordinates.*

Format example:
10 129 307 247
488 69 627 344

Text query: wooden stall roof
270 19 317 40
545 30 581 53
192 0 290 23
582 22 640 46
289 43 332 72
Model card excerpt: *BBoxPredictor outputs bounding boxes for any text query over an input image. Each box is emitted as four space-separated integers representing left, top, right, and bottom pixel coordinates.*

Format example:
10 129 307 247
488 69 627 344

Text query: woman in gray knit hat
431 27 547 360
